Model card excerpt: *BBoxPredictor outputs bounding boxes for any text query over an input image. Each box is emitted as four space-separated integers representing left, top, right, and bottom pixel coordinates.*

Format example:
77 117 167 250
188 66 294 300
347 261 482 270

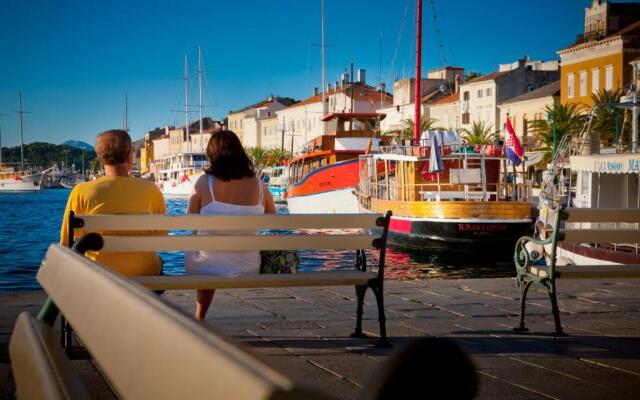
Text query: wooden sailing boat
356 0 533 249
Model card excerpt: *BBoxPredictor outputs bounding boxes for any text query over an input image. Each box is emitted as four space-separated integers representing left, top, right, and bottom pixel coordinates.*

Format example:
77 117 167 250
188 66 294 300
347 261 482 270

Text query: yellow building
558 0 640 107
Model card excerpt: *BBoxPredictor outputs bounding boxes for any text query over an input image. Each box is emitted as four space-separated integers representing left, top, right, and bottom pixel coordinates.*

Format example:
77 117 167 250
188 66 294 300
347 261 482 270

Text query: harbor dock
1 277 639 399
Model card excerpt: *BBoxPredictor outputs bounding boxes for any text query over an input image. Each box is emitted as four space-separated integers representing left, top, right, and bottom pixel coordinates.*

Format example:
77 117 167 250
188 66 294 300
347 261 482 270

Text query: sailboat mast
124 94 129 132
184 54 190 153
18 92 25 171
0 113 6 166
321 0 327 133
414 0 423 143
198 46 204 153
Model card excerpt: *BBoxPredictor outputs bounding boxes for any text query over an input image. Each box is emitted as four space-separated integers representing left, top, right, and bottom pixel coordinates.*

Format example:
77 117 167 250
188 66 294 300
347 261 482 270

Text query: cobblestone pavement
2 277 640 399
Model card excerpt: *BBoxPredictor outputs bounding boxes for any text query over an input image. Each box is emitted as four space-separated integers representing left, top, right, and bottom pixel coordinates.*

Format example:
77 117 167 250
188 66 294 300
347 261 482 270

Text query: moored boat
358 140 534 249
0 165 49 192
286 112 386 214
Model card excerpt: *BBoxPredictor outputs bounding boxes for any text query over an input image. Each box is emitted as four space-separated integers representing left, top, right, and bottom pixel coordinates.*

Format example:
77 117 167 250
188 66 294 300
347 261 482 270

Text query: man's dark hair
95 129 132 166
204 130 255 181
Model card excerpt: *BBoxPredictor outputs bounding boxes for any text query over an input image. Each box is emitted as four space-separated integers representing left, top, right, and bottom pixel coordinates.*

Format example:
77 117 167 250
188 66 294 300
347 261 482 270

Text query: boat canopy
570 154 640 174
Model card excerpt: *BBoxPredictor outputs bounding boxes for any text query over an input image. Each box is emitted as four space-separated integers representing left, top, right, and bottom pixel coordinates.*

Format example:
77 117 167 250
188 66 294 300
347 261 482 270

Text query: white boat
264 166 289 203
538 97 640 266
0 166 48 192
0 93 50 192
154 49 209 196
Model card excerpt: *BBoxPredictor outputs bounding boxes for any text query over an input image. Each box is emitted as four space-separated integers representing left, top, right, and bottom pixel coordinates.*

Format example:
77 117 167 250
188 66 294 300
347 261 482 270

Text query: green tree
245 146 271 173
590 88 624 144
464 71 482 82
383 117 441 141
528 103 585 161
266 147 291 166
462 121 496 145
0 142 97 169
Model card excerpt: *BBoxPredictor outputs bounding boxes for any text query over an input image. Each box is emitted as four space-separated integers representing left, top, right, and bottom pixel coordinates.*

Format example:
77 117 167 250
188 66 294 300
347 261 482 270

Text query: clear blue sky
0 0 609 146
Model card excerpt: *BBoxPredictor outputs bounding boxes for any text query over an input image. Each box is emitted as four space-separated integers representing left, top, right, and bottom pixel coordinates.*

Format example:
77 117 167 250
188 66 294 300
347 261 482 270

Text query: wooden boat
286 112 387 214
357 140 534 248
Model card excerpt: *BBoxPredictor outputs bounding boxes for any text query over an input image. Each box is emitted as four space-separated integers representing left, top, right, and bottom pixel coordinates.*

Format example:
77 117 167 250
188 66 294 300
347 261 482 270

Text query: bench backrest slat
9 312 90 400
562 229 640 244
75 213 383 231
564 208 640 223
36 245 320 400
100 234 377 252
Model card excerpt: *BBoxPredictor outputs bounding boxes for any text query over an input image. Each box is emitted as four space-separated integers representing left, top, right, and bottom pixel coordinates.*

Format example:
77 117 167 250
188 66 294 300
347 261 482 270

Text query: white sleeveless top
184 175 265 277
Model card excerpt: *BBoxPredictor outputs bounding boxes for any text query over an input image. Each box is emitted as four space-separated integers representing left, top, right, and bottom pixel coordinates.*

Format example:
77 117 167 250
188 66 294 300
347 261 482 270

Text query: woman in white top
185 130 276 320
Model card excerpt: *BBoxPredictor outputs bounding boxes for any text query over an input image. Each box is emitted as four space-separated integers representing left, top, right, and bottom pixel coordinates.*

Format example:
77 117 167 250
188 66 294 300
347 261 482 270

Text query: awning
570 154 640 174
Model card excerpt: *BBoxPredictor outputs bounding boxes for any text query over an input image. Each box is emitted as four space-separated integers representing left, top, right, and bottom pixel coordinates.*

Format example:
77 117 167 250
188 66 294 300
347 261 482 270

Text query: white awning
570 154 640 174
522 151 545 169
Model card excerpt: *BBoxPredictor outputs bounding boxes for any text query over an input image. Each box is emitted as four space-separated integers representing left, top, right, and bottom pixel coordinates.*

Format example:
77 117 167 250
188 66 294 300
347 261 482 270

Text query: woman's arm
263 185 277 214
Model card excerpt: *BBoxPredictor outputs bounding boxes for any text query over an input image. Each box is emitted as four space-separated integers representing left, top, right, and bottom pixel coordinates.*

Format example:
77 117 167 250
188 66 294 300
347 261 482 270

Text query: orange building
558 0 640 107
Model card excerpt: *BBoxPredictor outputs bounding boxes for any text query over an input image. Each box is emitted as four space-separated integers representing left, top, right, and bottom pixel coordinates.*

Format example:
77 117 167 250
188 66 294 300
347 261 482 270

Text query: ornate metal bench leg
350 285 368 339
547 280 565 336
371 284 391 348
513 279 533 332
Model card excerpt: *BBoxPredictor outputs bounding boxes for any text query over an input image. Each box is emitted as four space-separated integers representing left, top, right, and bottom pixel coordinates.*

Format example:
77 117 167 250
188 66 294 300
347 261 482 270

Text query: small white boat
0 167 48 192
267 166 289 203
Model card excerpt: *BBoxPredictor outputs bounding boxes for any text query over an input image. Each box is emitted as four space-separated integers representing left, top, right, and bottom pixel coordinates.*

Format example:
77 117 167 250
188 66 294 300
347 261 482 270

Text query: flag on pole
505 118 524 166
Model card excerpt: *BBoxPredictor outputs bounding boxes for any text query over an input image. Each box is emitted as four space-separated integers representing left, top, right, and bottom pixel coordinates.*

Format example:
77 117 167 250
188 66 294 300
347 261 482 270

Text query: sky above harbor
0 0 625 146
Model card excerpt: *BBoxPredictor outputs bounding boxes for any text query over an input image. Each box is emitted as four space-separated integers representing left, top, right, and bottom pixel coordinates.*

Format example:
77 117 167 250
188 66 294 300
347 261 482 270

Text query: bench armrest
514 235 553 276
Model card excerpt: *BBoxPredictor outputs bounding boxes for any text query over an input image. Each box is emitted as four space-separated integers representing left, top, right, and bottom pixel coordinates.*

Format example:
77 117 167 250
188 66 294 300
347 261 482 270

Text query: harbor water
0 189 516 293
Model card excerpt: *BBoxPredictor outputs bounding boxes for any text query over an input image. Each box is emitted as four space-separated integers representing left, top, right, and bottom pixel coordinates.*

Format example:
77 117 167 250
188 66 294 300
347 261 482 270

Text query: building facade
459 58 559 134
227 97 294 147
498 81 560 150
558 0 640 107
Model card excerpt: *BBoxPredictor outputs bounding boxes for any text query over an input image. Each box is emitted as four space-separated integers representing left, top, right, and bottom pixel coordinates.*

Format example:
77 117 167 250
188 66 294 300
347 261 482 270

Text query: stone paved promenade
1 277 640 399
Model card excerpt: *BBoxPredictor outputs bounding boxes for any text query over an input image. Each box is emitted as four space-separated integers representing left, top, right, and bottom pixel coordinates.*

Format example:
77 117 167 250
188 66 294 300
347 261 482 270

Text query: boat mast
321 0 327 134
17 92 29 171
0 113 6 166
124 94 129 132
198 46 204 153
413 0 423 143
184 54 191 153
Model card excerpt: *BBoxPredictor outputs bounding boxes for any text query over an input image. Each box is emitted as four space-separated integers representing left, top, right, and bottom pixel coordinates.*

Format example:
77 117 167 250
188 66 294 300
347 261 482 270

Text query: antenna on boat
15 93 30 171
198 46 204 153
413 0 423 143
0 113 6 165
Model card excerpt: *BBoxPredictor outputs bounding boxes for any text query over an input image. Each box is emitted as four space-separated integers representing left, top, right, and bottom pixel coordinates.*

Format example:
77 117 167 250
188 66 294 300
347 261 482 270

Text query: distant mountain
62 140 94 151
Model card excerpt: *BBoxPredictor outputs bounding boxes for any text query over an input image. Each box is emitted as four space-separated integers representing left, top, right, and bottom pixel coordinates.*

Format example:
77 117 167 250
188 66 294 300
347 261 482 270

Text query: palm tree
590 88 624 144
245 146 271 173
266 147 291 166
383 117 441 141
528 103 585 161
462 121 496 145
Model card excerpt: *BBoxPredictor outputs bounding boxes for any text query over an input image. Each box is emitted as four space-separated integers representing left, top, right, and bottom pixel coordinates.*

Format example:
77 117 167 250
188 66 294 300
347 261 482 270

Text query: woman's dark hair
204 130 255 181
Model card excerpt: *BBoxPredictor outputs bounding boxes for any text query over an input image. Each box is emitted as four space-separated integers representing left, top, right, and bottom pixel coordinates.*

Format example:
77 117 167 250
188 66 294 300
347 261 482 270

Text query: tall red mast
413 0 423 143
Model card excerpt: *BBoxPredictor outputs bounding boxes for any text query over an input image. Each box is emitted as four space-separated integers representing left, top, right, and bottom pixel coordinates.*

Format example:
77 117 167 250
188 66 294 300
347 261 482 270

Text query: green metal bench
513 206 640 335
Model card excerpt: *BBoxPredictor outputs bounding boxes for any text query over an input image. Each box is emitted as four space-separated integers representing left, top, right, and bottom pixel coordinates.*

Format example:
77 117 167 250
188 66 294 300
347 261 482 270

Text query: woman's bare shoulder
194 173 210 192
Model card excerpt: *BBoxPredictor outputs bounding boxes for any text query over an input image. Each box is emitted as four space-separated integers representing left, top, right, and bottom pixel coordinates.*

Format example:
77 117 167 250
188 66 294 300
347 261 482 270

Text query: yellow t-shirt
60 176 167 276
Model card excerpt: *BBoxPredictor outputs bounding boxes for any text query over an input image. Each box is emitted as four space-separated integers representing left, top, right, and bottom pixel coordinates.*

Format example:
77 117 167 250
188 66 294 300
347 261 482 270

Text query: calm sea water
0 189 515 293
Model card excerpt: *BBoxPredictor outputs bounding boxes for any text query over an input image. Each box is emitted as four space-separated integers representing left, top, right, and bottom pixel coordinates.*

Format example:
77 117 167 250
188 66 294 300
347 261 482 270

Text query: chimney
341 71 349 85
326 83 332 92
313 87 319 96
357 68 366 83
335 80 340 90
377 83 386 92
455 74 461 93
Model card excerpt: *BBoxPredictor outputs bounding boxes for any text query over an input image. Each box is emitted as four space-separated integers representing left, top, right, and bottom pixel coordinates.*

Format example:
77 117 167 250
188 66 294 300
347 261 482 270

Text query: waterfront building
140 127 168 175
227 96 296 148
498 81 560 151
258 114 281 150
276 71 392 154
558 0 640 108
458 57 558 135
378 66 463 133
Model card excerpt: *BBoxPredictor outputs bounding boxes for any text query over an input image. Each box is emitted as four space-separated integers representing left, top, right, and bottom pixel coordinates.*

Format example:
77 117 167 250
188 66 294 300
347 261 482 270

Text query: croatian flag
505 118 524 166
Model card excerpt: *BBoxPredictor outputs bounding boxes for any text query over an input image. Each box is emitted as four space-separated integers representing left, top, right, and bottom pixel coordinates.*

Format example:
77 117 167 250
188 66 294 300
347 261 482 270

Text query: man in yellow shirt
60 129 166 276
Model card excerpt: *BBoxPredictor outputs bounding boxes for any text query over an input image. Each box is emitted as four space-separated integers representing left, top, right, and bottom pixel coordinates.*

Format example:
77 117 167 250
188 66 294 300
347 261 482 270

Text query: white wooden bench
513 206 640 335
10 241 332 400
67 211 393 347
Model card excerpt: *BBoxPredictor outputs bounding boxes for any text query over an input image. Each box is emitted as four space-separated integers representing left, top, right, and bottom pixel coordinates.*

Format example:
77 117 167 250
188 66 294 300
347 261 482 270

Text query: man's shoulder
129 178 162 194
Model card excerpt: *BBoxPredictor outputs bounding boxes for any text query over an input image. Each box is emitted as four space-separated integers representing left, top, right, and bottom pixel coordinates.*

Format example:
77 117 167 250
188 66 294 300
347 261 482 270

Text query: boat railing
358 178 531 203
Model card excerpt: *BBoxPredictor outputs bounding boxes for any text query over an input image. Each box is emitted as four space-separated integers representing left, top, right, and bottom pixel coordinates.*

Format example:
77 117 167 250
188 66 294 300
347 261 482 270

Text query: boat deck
2 277 640 399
